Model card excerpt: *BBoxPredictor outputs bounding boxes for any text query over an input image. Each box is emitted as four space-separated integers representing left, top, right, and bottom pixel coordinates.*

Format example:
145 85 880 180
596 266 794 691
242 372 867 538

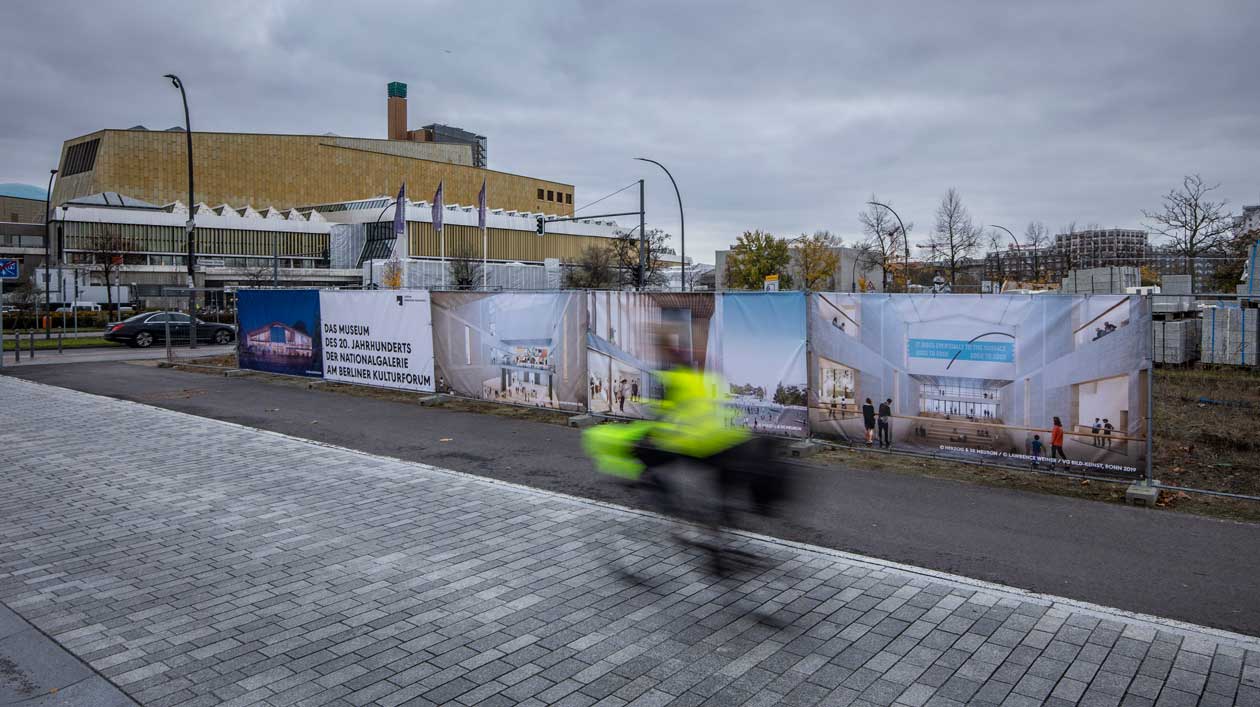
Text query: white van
54 303 103 313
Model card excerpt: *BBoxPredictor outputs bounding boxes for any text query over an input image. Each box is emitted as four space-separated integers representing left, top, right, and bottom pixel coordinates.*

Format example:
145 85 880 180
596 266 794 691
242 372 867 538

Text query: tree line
717 174 1256 294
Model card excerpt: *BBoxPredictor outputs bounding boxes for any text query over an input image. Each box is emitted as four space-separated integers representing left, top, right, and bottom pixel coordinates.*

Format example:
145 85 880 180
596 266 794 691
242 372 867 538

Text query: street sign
0 259 18 280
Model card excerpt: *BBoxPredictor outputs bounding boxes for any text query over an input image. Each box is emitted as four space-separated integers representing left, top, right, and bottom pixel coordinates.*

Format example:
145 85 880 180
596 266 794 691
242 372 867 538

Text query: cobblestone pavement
1 376 1257 707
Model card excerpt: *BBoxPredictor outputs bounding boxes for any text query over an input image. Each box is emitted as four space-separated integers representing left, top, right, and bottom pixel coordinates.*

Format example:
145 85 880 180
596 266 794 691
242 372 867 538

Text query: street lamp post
989 224 1022 288
164 74 197 348
43 168 57 338
867 201 909 292
634 158 684 291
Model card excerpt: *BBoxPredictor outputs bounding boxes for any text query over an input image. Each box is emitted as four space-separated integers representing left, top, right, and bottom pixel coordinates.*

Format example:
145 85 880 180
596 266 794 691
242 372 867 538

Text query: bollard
14 332 20 362
29 330 34 359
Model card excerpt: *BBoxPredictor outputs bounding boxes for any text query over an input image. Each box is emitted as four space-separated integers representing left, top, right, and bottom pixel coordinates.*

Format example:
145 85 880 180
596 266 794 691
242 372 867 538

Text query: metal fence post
1146 294 1155 488
1146 363 1154 487
14 331 20 363
28 330 34 359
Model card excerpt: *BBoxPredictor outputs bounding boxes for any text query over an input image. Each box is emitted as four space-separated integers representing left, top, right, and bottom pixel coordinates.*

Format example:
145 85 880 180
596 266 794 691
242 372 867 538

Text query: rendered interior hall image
430 292 585 411
809 294 1151 472
586 292 714 418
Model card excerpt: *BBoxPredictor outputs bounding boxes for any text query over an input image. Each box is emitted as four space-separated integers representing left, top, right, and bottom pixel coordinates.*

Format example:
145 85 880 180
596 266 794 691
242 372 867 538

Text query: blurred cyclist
584 331 791 574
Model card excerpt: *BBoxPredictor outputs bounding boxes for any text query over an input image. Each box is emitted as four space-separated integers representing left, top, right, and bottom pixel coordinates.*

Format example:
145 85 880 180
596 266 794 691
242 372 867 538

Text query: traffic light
536 216 545 236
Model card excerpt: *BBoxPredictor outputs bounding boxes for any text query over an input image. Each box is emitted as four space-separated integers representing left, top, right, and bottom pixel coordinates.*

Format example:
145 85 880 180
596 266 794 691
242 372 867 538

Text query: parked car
104 311 236 348
55 303 102 313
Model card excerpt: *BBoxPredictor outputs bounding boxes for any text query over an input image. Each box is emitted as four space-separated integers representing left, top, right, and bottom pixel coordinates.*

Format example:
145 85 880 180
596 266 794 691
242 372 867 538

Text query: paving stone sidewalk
0 375 1257 707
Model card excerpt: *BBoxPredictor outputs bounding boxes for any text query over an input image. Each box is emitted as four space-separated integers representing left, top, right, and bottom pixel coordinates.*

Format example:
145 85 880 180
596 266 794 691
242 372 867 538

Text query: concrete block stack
1162 274 1193 295
1061 267 1140 294
1151 295 1196 314
1153 318 1201 364
1200 305 1259 366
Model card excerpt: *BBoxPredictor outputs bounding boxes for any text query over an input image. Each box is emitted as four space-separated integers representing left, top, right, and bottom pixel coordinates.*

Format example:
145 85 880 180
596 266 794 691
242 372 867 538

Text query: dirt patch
1154 366 1260 498
813 446 1260 523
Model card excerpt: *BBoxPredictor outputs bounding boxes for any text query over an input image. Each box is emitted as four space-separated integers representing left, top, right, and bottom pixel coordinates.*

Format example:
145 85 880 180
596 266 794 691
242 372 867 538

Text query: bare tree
563 243 619 289
1142 174 1234 292
857 197 908 291
923 188 983 286
1056 221 1079 275
613 228 673 289
447 242 484 290
82 230 141 316
1023 221 1049 281
240 261 274 288
985 229 1007 287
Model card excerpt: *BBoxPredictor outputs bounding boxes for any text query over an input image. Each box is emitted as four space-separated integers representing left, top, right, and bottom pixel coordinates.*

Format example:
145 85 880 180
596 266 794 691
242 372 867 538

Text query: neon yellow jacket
583 366 748 479
648 367 748 457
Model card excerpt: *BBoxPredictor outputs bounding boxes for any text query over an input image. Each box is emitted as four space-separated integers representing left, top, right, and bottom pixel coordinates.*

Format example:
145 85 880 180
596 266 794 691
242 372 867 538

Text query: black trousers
632 437 785 525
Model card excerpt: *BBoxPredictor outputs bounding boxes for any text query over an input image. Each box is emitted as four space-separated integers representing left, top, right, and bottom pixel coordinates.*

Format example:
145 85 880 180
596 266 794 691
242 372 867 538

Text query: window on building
8 213 17 222
537 188 544 200
565 193 572 204
547 190 554 201
62 138 100 176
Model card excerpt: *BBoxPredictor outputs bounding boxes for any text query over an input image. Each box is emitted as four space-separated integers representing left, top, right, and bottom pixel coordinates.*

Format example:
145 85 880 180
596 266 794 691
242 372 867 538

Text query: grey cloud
3 0 1258 264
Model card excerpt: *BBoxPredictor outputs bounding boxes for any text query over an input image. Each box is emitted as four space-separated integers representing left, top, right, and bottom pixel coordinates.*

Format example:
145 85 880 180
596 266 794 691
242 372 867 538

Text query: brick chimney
387 82 407 140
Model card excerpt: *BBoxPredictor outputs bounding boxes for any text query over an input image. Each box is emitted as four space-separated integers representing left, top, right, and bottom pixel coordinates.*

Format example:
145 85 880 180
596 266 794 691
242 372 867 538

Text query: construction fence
238 289 1154 479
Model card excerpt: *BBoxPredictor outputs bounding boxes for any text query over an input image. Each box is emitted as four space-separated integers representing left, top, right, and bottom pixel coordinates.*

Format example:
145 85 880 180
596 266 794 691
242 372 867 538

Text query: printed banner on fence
709 292 808 437
318 290 434 392
431 292 586 411
585 292 716 418
808 293 1152 474
237 289 323 377
585 291 806 437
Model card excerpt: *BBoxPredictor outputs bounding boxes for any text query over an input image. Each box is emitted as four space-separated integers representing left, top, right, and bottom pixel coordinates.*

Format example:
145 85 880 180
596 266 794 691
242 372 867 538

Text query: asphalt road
6 361 1260 637
0 344 233 367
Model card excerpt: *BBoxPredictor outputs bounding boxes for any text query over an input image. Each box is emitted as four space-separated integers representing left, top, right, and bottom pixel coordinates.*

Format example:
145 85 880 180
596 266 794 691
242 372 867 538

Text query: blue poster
237 289 323 377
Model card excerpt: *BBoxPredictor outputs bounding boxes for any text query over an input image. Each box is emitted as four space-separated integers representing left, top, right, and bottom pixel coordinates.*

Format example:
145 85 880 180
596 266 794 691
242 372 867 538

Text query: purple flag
431 181 444 232
477 178 487 230
393 182 406 239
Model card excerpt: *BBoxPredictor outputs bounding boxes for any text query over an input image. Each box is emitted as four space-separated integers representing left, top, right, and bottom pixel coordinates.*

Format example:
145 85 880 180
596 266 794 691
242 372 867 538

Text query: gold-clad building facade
51 129 576 217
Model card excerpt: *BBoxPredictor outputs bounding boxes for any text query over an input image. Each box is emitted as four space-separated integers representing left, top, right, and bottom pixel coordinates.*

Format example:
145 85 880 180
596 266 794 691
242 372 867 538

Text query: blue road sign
0 259 19 280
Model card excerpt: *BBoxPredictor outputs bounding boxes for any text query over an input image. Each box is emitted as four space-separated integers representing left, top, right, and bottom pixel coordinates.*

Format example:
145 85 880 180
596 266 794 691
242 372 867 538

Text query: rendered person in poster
808 293 1151 475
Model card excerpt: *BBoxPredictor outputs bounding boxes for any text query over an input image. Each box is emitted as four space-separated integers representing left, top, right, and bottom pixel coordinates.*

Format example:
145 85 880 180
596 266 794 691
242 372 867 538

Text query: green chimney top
387 82 407 99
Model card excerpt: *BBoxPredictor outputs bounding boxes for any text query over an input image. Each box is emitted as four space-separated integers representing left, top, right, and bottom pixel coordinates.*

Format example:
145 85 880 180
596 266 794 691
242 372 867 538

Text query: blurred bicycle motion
583 332 799 577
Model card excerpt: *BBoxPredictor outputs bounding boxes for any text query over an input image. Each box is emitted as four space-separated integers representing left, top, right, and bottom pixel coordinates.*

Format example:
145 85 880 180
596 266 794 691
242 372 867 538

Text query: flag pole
480 178 488 291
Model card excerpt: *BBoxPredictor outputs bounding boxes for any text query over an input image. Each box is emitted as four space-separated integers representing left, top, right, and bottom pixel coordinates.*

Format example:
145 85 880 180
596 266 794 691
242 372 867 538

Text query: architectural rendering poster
318 290 434 392
808 293 1151 474
431 292 586 411
236 289 323 377
708 292 809 437
586 292 715 418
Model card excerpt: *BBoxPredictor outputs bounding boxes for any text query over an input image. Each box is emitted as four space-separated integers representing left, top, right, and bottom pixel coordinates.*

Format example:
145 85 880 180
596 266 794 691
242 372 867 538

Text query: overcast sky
4 0 1258 263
